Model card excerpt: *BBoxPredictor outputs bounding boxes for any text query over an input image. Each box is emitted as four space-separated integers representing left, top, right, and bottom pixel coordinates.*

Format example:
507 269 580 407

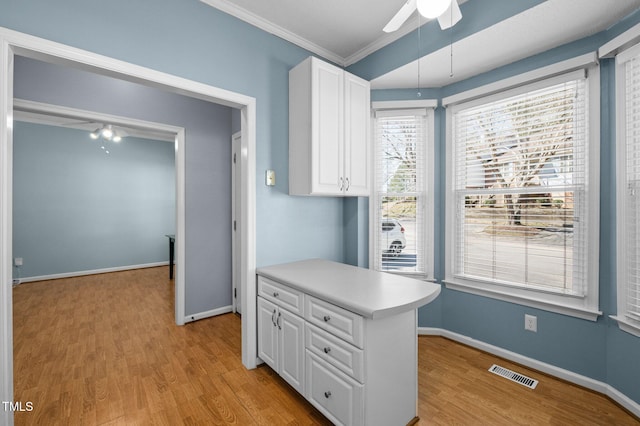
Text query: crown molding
344 16 421 67
199 0 439 69
200 0 346 66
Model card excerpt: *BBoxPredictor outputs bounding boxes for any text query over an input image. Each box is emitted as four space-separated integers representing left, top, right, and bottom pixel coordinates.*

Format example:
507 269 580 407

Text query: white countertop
256 259 441 319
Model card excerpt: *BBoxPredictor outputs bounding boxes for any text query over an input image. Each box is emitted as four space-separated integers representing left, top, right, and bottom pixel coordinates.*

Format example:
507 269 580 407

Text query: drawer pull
324 391 332 399
273 291 279 297
323 347 331 354
323 315 331 322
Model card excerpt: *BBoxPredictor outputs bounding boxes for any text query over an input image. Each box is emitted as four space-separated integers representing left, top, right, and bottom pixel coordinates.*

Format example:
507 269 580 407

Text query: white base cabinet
257 284 305 394
257 275 418 426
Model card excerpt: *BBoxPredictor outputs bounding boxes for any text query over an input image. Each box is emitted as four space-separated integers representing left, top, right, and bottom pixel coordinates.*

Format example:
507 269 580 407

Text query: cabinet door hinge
234 288 237 298
233 220 237 231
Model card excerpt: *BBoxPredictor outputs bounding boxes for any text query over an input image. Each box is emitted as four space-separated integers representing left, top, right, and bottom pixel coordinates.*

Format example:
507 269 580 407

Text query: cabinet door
343 72 370 196
278 308 305 394
257 297 278 371
312 59 344 195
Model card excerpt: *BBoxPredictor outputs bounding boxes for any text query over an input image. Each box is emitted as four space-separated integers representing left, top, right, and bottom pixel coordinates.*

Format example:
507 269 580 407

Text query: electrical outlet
525 314 537 332
14 257 23 267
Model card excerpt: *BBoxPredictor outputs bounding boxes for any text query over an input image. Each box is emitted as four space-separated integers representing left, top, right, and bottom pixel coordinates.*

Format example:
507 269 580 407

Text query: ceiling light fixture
90 124 123 142
89 124 124 154
101 125 114 140
416 0 450 19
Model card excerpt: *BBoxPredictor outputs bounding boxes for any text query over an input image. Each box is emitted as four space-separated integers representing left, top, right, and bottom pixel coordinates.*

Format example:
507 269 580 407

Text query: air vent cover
488 364 538 389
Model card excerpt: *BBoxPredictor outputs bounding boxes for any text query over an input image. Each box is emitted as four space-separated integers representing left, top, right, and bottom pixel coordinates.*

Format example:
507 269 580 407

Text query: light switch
266 169 276 186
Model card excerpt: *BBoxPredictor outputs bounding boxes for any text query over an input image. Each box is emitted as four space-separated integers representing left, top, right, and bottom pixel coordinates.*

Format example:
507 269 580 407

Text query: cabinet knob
324 391 332 399
323 347 331 354
323 315 331 322
273 292 279 297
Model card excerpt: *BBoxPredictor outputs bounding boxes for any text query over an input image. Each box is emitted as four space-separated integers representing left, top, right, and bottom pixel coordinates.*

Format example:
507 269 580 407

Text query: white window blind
451 75 589 295
620 48 640 323
373 110 428 276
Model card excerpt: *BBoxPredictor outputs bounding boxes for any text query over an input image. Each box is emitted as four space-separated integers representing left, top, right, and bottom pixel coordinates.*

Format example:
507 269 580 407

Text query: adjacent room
2 0 640 424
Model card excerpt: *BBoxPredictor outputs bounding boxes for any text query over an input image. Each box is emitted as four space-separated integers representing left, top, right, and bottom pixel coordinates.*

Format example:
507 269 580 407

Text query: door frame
0 27 258 425
231 131 242 314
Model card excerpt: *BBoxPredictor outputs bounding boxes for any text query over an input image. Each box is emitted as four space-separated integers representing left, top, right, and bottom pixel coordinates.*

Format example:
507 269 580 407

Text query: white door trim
0 33 14 426
0 26 258 425
231 131 242 315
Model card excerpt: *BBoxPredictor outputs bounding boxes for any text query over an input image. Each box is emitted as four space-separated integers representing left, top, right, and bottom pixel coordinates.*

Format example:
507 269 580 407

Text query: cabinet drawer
305 323 363 382
258 276 304 316
305 351 364 426
305 296 363 348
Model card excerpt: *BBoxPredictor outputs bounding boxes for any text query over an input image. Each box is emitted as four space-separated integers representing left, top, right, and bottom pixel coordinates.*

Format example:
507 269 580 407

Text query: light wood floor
12 267 639 425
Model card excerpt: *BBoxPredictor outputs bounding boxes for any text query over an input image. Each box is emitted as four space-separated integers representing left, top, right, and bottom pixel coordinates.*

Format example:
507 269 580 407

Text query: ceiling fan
383 0 462 33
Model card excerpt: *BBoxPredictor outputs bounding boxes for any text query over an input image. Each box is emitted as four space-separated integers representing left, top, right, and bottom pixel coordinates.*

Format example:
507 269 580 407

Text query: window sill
610 315 640 338
444 279 602 321
379 270 435 282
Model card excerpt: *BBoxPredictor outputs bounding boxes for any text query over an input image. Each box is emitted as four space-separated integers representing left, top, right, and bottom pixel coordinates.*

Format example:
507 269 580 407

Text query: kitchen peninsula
256 259 441 426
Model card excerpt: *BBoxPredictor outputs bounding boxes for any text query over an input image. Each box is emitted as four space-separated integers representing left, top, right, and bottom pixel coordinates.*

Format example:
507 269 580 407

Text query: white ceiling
200 0 418 65
200 0 640 89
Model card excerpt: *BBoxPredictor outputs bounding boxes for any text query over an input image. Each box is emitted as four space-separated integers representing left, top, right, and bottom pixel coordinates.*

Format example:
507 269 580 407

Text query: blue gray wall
13 122 175 278
13 56 234 317
356 6 640 407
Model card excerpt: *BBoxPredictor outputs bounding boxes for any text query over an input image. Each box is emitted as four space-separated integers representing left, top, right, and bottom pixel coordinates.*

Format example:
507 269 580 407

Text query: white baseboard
419 327 640 418
184 305 233 323
18 262 169 283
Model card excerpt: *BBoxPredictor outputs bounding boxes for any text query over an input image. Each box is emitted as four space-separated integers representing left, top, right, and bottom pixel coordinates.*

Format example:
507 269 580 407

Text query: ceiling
201 0 640 89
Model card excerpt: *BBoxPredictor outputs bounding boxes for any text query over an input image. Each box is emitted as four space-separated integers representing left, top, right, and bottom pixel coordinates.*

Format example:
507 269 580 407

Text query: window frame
613 41 640 337
370 100 436 280
444 56 601 321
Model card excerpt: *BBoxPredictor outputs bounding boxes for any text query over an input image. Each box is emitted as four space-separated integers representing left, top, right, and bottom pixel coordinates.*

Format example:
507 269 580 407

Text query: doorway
0 28 259 425
12 98 181 281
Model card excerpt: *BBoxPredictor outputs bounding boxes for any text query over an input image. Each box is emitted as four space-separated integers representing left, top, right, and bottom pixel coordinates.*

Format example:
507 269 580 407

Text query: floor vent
488 364 538 389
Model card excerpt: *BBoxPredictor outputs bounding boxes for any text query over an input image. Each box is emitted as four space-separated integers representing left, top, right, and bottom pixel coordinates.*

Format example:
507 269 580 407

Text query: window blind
373 110 427 275
623 52 640 321
451 76 589 295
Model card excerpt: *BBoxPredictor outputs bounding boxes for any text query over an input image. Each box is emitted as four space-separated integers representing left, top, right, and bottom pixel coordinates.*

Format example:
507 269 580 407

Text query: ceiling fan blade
383 0 417 33
437 0 462 30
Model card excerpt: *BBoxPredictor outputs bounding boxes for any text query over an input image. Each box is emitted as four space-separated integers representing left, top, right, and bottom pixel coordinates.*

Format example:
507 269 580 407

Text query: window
445 58 600 320
614 42 640 337
371 103 435 278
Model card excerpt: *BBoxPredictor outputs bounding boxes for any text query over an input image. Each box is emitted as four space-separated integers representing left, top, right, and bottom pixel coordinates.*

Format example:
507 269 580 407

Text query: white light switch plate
266 169 276 186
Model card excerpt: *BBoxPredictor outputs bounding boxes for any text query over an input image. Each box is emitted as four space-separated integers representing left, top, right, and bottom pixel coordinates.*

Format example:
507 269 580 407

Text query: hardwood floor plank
12 267 639 425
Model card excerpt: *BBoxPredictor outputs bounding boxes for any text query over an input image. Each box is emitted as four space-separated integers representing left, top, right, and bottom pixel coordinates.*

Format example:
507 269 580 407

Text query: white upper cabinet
289 57 370 196
343 72 370 196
